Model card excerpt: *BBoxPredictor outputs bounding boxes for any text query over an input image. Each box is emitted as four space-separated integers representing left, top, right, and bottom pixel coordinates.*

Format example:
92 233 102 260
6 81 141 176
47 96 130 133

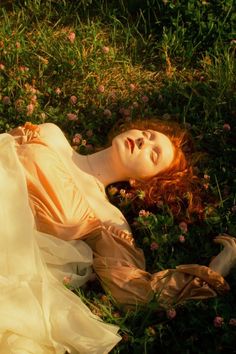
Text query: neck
72 147 128 186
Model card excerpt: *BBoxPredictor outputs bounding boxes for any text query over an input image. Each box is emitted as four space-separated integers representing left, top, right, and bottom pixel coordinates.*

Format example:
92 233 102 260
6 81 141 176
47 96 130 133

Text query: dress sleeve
89 223 230 308
150 264 230 308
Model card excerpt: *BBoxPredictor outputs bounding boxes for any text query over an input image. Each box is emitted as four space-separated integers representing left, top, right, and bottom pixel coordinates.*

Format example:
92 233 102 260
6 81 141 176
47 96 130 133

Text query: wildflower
26 103 35 116
179 221 188 233
229 318 236 326
70 95 78 105
167 308 176 320
86 129 93 137
24 83 37 94
68 32 76 43
63 276 71 285
108 186 119 196
40 112 46 120
67 113 78 121
136 189 145 200
15 41 21 49
0 63 5 70
81 139 87 146
119 189 127 198
120 189 132 199
230 39 236 45
150 242 159 251
72 133 82 145
129 83 136 91
31 95 37 104
213 316 224 328
129 178 136 187
204 174 210 180
19 66 29 72
126 192 133 199
113 311 121 318
132 101 139 109
141 95 149 103
103 109 112 117
100 294 109 303
98 85 105 93
102 46 110 54
139 210 151 217
146 326 156 336
55 87 62 95
203 183 209 190
179 235 185 243
91 306 102 317
2 96 10 105
122 334 129 342
223 123 231 131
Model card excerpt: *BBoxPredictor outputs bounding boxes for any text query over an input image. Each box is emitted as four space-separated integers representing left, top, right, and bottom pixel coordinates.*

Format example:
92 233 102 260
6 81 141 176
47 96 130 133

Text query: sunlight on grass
0 1 235 353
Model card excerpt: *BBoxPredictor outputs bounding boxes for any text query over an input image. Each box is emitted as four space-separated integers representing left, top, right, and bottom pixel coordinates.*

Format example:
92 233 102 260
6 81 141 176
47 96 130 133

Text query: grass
0 0 236 353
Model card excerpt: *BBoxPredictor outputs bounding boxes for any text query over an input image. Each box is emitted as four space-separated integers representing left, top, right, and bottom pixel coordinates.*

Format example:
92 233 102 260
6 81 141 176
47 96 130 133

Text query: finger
214 235 236 247
214 238 230 247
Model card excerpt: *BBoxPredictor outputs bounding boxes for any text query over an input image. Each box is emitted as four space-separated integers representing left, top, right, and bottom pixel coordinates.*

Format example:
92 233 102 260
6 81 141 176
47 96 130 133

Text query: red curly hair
108 119 205 220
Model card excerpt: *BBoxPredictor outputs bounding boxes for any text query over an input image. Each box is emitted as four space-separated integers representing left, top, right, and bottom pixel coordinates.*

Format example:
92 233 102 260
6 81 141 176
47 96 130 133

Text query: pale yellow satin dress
9 122 230 310
0 128 121 354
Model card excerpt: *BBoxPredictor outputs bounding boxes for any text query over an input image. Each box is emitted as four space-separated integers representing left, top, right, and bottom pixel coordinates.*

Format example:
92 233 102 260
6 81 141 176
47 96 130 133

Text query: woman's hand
209 234 236 277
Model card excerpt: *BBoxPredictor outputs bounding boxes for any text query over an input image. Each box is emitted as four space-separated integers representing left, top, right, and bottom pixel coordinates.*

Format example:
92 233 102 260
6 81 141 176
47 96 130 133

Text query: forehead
148 129 174 169
149 129 172 146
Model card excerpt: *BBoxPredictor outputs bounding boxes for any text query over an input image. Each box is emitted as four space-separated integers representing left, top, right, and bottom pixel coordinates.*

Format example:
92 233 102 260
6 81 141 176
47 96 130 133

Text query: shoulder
38 123 73 153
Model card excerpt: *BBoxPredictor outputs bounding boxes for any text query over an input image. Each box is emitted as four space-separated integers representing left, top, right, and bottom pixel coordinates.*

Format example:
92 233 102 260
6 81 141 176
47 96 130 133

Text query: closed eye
142 131 152 140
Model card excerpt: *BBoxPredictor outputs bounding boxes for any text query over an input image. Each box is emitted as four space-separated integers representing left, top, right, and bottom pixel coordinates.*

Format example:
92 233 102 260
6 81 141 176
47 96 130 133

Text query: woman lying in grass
0 119 235 354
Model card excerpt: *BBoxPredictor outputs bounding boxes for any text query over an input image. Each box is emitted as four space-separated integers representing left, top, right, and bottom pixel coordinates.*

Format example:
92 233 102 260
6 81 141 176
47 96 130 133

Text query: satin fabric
0 133 121 353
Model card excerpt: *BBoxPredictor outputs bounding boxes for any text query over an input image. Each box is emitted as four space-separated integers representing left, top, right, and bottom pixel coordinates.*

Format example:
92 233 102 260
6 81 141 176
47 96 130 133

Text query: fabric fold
0 133 121 354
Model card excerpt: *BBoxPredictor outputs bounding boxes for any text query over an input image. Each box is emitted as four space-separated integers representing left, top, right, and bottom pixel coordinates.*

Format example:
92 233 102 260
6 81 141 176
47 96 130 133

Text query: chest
58 148 131 232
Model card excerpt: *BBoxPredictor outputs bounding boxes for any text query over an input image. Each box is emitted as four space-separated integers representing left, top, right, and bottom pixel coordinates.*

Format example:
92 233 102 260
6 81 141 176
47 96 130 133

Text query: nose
136 137 145 149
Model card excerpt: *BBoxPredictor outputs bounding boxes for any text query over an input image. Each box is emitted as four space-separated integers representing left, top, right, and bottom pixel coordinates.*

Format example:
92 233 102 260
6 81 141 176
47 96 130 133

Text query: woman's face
112 129 174 180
